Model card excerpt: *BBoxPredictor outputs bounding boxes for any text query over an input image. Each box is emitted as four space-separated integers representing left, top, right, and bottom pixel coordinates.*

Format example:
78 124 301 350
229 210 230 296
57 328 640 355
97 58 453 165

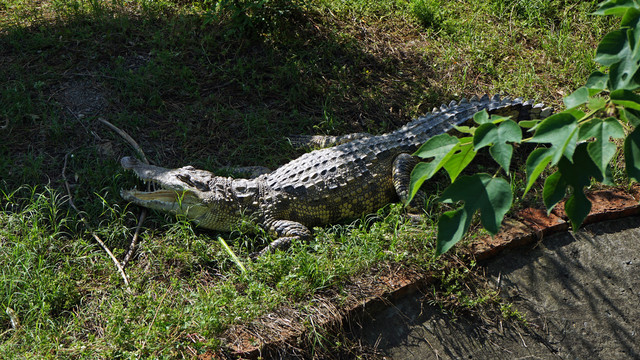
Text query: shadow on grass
0 3 443 201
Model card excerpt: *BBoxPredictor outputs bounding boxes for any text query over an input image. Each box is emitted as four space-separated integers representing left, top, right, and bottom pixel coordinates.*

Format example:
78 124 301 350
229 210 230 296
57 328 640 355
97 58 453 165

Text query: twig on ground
66 106 102 142
98 117 149 164
121 210 146 269
63 151 131 290
142 285 173 350
98 117 151 269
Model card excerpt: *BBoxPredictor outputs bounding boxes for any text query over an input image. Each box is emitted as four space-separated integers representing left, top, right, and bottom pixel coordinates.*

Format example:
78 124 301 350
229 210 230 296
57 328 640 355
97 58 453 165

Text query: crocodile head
120 156 235 230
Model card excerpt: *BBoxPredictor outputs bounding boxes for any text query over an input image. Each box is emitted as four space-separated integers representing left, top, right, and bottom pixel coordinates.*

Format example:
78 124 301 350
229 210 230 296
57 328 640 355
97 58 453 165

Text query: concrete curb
223 185 640 359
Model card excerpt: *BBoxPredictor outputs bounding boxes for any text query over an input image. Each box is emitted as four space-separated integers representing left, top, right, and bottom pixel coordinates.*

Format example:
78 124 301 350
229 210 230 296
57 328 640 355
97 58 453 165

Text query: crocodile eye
176 174 209 191
177 174 195 186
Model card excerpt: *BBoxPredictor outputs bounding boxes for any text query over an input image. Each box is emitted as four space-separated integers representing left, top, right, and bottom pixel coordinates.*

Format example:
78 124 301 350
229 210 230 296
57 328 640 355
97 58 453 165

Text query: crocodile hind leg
253 219 312 257
392 153 426 212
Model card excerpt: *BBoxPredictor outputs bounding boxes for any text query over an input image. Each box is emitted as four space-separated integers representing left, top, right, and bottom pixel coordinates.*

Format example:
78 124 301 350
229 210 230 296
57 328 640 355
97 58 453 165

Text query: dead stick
98 117 149 165
121 210 146 268
98 117 150 268
63 152 131 290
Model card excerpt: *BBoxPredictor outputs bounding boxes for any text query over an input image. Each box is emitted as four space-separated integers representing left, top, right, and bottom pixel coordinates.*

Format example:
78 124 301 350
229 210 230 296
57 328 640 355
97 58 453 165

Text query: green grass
0 0 617 357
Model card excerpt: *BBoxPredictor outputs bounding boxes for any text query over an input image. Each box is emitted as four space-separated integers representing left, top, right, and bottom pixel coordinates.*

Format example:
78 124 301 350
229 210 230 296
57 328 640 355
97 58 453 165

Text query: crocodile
121 95 552 255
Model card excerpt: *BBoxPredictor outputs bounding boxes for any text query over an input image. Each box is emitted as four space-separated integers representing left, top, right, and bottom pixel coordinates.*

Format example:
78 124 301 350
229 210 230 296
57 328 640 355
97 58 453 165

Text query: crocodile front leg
254 219 312 257
392 153 426 212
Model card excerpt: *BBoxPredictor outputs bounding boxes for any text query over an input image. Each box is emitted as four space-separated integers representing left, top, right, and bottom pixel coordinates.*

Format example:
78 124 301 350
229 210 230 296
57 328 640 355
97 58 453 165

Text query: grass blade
218 236 247 274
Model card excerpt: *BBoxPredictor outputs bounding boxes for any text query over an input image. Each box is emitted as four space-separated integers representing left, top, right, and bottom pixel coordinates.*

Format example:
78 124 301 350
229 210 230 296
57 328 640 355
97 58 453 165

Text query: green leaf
436 209 468 255
621 6 640 26
528 112 580 164
473 120 522 173
442 137 476 182
565 107 587 120
595 29 629 66
595 17 640 90
565 191 592 231
409 134 460 200
409 162 438 202
564 87 590 109
539 144 601 229
578 117 625 175
587 97 608 111
585 71 609 95
579 117 625 140
436 174 512 255
473 109 491 124
519 120 540 129
611 89 640 110
610 60 640 91
453 125 476 135
524 148 553 195
562 142 606 185
471 109 511 126
621 108 640 126
489 114 512 124
594 0 638 16
489 143 515 174
413 133 459 159
542 171 568 214
624 126 640 182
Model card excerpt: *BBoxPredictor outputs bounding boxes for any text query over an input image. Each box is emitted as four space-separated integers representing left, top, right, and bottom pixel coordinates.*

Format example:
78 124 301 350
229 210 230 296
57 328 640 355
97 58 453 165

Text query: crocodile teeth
480 94 490 102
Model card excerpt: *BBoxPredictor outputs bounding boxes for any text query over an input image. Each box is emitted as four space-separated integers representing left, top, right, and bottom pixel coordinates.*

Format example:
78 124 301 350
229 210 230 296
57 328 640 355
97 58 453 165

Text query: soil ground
353 216 640 359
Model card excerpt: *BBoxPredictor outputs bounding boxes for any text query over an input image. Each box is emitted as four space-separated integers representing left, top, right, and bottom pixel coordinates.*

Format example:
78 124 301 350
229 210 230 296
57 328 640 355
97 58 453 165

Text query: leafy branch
409 0 640 255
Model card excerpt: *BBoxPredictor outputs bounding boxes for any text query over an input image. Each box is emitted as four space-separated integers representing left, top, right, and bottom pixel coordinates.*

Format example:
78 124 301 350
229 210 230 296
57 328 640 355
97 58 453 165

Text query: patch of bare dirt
57 78 108 119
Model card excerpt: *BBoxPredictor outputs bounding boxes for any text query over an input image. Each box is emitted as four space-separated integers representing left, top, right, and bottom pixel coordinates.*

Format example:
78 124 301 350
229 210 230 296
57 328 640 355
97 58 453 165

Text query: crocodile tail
433 94 553 121
400 94 553 144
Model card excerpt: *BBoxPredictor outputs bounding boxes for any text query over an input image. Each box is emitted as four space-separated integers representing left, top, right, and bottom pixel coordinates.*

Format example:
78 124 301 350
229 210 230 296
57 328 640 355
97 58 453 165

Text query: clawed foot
249 236 296 259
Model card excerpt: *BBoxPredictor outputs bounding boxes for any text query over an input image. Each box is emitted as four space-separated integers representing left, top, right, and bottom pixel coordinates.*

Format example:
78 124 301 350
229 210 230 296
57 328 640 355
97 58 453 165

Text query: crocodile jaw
120 156 211 220
120 188 209 219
